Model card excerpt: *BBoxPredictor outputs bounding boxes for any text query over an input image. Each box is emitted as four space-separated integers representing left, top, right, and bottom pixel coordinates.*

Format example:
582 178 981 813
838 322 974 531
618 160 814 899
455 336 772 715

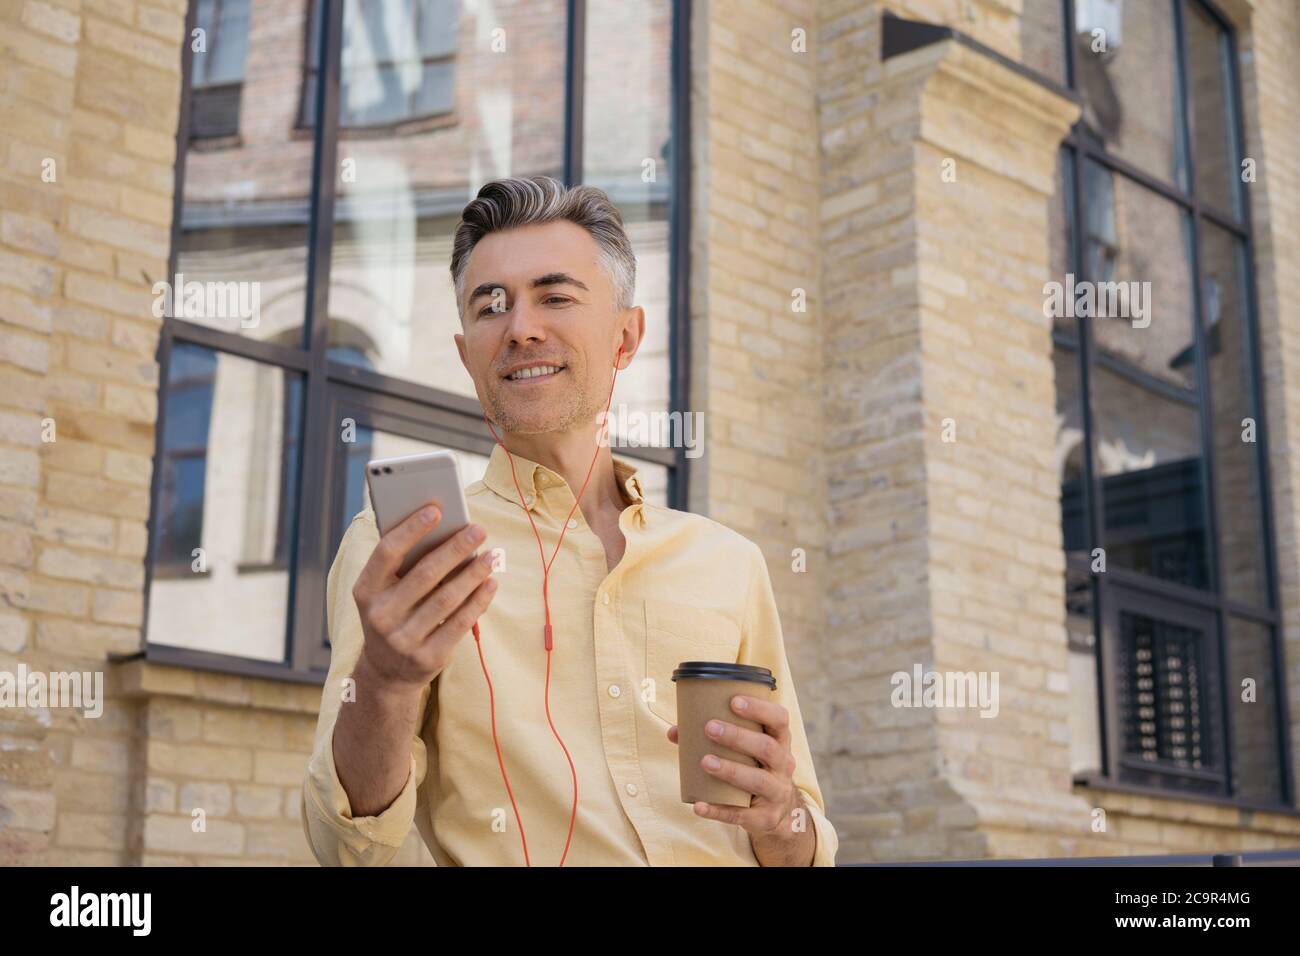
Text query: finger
667 725 678 745
700 754 786 803
359 503 442 592
394 550 496 649
731 695 791 749
416 575 499 667
386 522 486 617
704 718 791 773
692 800 757 829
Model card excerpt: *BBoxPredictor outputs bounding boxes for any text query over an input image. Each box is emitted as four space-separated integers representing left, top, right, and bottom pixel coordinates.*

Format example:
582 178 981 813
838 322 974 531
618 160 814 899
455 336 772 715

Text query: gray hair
450 175 636 322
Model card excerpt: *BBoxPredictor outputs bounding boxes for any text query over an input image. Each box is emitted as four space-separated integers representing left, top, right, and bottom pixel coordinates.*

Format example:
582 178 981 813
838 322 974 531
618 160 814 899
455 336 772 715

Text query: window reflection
1073 0 1189 190
1085 166 1207 589
190 0 251 140
149 348 304 663
178 0 318 343
302 0 459 129
326 0 568 398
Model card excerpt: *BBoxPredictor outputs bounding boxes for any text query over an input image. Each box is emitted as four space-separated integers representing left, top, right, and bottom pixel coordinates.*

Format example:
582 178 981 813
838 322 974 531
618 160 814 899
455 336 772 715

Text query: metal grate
1117 611 1214 770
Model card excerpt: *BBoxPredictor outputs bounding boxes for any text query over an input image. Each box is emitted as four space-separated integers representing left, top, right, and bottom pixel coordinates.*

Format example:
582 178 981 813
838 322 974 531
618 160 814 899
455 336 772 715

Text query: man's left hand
666 694 813 866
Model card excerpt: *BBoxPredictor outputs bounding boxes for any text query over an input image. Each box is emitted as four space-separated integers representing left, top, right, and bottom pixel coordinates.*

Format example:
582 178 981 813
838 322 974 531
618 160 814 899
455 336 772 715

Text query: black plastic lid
671 661 777 689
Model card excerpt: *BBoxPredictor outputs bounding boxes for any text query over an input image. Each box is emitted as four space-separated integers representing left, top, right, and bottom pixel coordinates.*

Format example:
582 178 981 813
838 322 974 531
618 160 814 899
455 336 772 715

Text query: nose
504 298 548 347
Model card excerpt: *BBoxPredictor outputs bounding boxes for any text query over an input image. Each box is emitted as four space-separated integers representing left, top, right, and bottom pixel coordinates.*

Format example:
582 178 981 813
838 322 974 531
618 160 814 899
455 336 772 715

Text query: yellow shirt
301 443 837 866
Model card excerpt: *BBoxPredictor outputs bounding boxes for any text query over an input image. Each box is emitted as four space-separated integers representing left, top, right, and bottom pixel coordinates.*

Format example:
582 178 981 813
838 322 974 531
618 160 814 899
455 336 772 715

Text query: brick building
1 0 1299 865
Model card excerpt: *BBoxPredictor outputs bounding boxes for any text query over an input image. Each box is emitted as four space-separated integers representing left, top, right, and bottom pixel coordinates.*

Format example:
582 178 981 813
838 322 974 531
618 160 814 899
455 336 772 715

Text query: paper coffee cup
672 661 777 808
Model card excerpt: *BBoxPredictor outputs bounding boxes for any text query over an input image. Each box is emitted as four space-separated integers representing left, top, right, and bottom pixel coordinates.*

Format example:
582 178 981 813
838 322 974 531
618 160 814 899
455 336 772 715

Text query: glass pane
1073 0 1189 190
1226 617 1283 804
176 0 316 345
207 0 251 86
585 0 674 433
1086 166 1208 589
1185 0 1241 217
1021 0 1068 86
1053 153 1085 555
148 348 304 663
1066 565 1102 776
327 0 566 396
1202 222 1268 606
1053 149 1102 779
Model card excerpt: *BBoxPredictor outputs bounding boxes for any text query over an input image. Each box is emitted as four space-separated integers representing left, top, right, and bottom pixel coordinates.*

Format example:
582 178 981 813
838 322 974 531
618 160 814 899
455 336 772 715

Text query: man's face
454 219 635 436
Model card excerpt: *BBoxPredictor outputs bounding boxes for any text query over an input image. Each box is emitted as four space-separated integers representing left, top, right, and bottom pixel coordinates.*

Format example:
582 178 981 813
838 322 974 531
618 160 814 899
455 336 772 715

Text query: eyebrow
467 272 590 308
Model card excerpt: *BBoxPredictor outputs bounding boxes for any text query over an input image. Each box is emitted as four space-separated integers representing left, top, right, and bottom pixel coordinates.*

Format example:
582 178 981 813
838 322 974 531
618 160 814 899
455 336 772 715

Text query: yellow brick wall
691 0 833 816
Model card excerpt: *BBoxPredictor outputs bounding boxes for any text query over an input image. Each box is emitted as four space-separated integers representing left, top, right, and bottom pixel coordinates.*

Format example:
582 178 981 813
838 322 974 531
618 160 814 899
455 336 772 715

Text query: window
1046 0 1288 806
147 0 689 680
300 0 459 129
189 0 251 140
154 344 219 572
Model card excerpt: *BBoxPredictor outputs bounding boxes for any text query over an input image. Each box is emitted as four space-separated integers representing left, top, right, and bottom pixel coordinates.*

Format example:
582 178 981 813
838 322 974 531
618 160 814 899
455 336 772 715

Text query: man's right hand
351 504 498 694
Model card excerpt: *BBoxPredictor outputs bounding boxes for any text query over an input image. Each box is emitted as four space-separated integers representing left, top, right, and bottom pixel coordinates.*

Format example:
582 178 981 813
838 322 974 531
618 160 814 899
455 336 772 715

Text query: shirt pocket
643 598 742 726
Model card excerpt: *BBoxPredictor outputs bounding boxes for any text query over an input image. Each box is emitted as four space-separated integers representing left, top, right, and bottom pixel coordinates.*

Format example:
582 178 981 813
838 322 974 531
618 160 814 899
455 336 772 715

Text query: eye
479 302 508 317
544 295 571 305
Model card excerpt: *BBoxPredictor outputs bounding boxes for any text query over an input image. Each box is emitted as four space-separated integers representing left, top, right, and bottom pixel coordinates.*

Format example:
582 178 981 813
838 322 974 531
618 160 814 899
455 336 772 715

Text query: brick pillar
690 0 834 811
821 31 1082 858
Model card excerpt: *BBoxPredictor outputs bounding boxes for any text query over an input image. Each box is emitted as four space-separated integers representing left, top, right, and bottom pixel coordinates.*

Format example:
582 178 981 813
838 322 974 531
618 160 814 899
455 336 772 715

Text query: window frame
1055 0 1293 808
144 0 694 685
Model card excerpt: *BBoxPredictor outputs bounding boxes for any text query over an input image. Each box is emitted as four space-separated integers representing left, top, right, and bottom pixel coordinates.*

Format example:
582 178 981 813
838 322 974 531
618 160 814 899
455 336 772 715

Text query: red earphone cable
470 344 625 867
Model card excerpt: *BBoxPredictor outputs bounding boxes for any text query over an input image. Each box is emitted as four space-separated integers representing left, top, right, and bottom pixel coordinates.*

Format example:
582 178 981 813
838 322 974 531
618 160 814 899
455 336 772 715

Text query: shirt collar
480 442 647 522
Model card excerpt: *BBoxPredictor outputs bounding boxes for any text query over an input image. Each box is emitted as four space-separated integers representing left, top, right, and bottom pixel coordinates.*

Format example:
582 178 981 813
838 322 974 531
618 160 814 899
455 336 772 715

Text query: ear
454 332 468 372
615 306 644 369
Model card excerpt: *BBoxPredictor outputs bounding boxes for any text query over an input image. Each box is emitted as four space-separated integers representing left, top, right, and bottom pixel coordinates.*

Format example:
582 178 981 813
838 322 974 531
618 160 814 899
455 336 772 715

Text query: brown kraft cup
672 661 778 808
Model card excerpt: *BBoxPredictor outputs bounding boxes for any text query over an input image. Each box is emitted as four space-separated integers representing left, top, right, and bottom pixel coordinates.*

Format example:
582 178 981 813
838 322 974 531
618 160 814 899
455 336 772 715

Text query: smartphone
364 450 477 579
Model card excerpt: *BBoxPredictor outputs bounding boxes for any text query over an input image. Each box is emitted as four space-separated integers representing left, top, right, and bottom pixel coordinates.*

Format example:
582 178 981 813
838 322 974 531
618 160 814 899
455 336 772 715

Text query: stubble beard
483 360 603 437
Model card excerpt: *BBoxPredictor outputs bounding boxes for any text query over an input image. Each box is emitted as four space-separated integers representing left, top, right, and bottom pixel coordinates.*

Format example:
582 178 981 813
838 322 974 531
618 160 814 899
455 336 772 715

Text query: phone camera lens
383 466 392 474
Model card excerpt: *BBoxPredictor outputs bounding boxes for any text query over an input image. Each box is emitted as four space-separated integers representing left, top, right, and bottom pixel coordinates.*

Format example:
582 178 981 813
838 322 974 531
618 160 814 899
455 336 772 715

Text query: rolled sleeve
301 510 431 867
739 541 839 867
302 739 420 866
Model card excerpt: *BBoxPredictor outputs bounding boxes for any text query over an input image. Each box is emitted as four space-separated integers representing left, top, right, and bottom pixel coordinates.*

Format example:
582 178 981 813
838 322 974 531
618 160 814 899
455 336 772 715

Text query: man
301 175 836 866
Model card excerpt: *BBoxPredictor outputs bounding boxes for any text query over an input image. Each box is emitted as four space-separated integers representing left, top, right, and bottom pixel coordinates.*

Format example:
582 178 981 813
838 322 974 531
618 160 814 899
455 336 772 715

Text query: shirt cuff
303 735 418 861
798 789 838 867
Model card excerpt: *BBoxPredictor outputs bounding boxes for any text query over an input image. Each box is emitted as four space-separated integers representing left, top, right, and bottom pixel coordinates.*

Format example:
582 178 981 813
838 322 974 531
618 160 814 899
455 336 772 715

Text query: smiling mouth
503 364 567 383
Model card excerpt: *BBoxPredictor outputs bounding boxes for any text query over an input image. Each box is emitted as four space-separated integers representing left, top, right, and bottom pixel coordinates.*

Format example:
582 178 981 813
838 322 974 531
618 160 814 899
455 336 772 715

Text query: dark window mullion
290 0 347 674
563 0 586 186
669 0 692 512
168 318 312 372
1173 0 1235 798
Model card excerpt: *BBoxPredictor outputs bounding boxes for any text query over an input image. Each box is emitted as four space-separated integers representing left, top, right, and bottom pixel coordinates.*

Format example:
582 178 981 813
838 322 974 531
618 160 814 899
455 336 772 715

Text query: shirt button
523 495 534 507
608 684 621 698
601 592 610 605
567 518 578 529
625 783 638 796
